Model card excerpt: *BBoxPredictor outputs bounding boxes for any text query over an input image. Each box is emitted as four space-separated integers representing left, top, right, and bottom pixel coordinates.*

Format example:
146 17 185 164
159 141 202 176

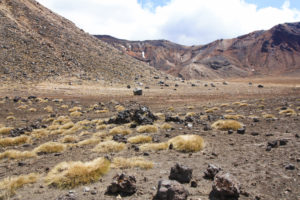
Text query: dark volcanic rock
211 172 240 200
165 115 183 123
133 88 143 95
112 134 127 143
204 164 221 180
106 173 137 196
169 163 193 183
154 180 189 200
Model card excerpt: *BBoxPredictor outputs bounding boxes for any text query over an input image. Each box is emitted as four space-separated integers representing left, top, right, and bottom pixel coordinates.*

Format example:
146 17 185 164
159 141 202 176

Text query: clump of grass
185 112 196 117
17 105 28 110
60 122 74 130
0 150 36 160
279 108 297 116
60 135 79 143
128 135 152 144
205 107 219 113
168 106 175 111
37 98 48 103
232 102 242 106
168 135 205 152
239 103 248 107
160 123 172 130
211 120 243 131
137 125 158 133
52 116 72 125
220 103 229 107
68 106 82 112
0 173 39 198
33 142 66 154
30 128 50 138
115 105 125 112
70 111 82 117
96 124 107 130
6 116 16 120
225 109 234 113
257 105 265 109
44 106 53 113
95 109 109 113
61 105 69 109
0 127 13 135
140 142 168 151
109 126 132 135
112 157 153 169
77 138 100 146
155 113 165 120
28 108 37 112
262 114 276 119
224 114 244 120
93 141 125 153
0 135 31 147
62 124 83 135
45 157 110 189
91 119 104 125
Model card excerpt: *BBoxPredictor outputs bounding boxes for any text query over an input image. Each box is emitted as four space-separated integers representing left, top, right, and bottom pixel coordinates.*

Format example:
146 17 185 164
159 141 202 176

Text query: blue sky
38 0 300 45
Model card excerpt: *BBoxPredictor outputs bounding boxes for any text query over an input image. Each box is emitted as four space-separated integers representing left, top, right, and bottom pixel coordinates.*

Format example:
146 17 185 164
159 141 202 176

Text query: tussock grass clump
220 103 229 107
0 173 39 198
185 112 196 117
155 113 165 120
0 150 36 160
30 128 50 138
60 122 74 130
6 116 16 120
137 125 158 133
279 108 297 116
68 106 82 112
239 103 248 107
232 102 242 106
0 136 31 147
112 157 153 169
115 105 125 112
96 124 107 130
70 111 82 117
33 142 66 154
53 116 71 125
109 126 132 135
61 105 69 109
128 135 152 144
28 108 37 112
225 109 234 113
17 105 28 110
168 135 205 152
77 138 100 146
140 142 168 151
92 119 104 125
61 135 79 143
62 124 83 135
45 157 110 189
93 141 125 153
44 106 53 113
0 127 13 135
224 114 244 120
257 104 265 109
187 106 194 109
37 98 48 103
262 114 276 119
211 120 243 131
168 106 175 111
160 123 172 130
95 109 109 113
205 107 219 113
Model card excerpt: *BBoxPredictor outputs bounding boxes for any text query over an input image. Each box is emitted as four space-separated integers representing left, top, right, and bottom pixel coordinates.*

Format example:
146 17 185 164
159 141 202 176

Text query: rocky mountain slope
96 22 300 79
0 0 160 83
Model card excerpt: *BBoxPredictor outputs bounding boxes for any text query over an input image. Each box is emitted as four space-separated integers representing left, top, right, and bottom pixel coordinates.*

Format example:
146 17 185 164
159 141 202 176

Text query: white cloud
37 0 300 45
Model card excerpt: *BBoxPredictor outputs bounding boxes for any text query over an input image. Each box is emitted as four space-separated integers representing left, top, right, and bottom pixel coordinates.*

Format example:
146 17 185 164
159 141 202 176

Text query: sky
37 0 300 45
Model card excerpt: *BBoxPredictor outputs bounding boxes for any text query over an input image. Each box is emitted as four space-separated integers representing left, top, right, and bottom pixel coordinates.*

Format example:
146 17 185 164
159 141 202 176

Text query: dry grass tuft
168 135 205 152
257 105 265 109
0 173 39 198
33 142 66 154
0 136 31 147
6 116 16 121
30 128 50 138
0 150 36 160
45 157 110 189
205 107 219 113
115 105 125 112
155 113 165 120
225 109 234 113
160 123 172 130
0 127 13 135
136 125 158 133
53 116 71 125
279 108 297 116
44 106 53 113
77 138 100 146
96 124 107 130
95 109 109 113
28 108 37 112
262 114 276 119
224 114 244 120
60 135 79 143
60 122 74 130
140 142 168 151
211 120 243 131
112 157 153 169
70 111 82 117
109 126 132 135
232 102 242 106
220 103 229 107
185 112 196 117
68 106 82 112
61 105 69 109
128 135 152 144
168 106 175 111
17 105 28 110
239 103 248 107
92 141 125 153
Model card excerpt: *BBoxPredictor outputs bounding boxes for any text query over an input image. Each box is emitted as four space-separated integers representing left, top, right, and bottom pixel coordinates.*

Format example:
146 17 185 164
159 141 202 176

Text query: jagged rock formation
96 22 300 79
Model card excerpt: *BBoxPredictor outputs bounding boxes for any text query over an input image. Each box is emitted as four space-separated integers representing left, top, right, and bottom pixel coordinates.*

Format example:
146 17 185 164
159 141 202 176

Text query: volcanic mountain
96 22 300 80
0 0 160 83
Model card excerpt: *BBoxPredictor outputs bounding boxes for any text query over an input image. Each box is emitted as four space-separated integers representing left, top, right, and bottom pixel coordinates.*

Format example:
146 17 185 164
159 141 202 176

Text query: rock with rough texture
169 163 193 183
211 172 240 199
204 164 221 180
154 180 189 200
106 173 137 196
133 88 143 95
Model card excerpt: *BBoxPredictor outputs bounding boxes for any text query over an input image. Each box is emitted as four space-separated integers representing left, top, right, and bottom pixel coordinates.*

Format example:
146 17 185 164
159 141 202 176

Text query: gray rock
211 172 240 199
106 173 137 196
154 180 189 200
133 88 142 95
169 163 193 183
204 164 221 180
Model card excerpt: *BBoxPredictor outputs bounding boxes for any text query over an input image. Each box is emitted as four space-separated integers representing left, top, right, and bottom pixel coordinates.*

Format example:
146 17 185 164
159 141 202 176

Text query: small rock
253 118 260 122
211 172 240 199
90 190 97 195
127 85 131 89
169 163 193 183
257 84 264 88
83 187 90 193
153 180 189 200
295 134 299 138
133 88 142 96
251 132 259 136
190 180 197 188
285 164 295 170
106 173 137 196
237 127 246 134
228 130 234 134
204 164 221 180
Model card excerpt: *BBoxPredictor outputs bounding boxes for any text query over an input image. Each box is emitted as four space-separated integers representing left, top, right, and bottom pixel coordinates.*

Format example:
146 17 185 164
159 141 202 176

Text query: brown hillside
0 0 161 83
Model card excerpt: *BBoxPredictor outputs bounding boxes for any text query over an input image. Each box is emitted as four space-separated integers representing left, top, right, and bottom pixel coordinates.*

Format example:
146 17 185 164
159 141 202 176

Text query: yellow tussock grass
77 138 100 146
137 125 158 133
205 107 219 113
187 106 194 109
220 103 229 107
91 119 104 125
33 142 66 154
168 106 175 111
155 113 165 120
28 108 37 112
17 105 28 110
68 106 82 112
61 105 69 109
42 117 54 123
225 109 234 113
115 105 125 112
0 150 36 160
95 109 109 113
60 122 74 130
79 131 92 136
6 116 16 120
212 120 243 131
62 124 83 135
257 105 265 109
70 111 82 117
0 135 31 147
224 114 244 120
185 112 196 117
93 141 125 153
262 114 276 119
128 135 152 144
30 128 49 138
61 135 79 143
232 102 242 106
112 157 153 170
140 142 168 151
93 131 108 138
248 115 259 119
45 157 110 189
239 103 248 107
37 98 48 103
109 126 132 135
0 127 13 135
96 124 107 130
160 123 172 130
279 108 297 116
168 135 205 152
44 106 53 113
53 116 71 125
0 173 39 198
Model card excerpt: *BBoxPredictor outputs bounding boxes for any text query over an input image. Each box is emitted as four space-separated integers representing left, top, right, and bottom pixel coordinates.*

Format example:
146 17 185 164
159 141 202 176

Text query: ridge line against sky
37 0 300 45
